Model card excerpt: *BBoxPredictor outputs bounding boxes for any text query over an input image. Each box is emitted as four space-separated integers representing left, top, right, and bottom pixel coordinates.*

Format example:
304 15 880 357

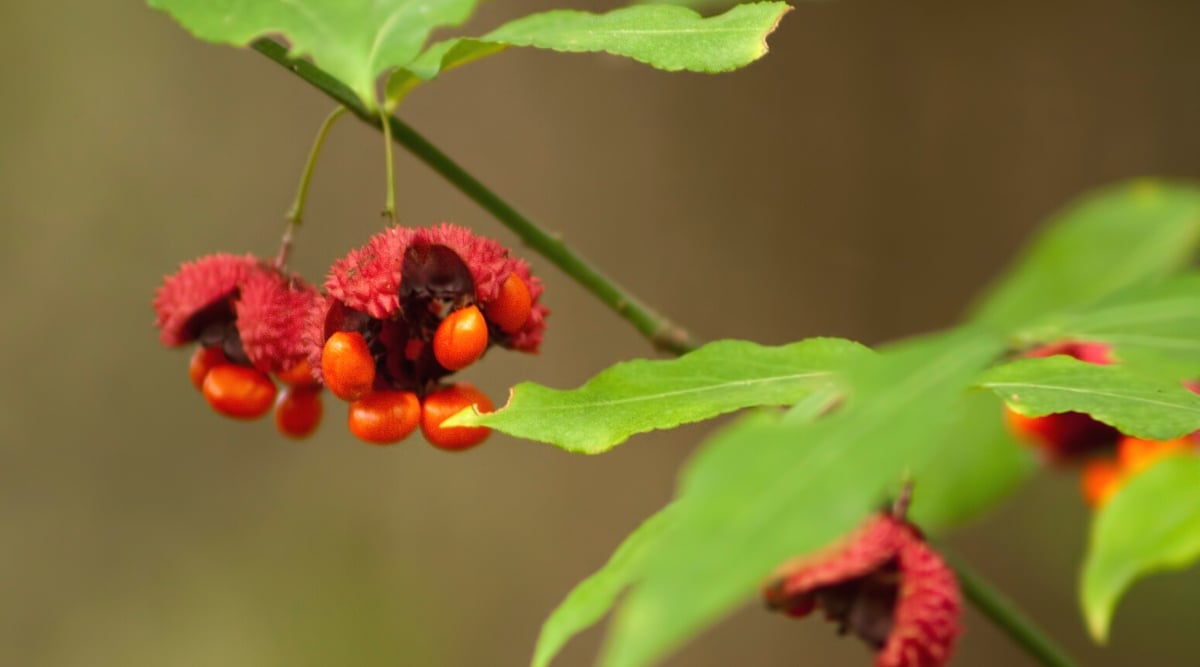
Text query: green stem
379 107 397 223
279 105 347 267
250 38 696 355
943 551 1079 667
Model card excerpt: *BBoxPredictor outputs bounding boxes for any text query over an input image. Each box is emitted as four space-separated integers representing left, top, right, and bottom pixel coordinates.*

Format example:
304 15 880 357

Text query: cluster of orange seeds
154 224 546 450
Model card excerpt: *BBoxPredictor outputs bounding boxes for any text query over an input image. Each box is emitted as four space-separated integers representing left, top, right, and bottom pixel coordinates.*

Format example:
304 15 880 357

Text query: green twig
251 38 696 355
943 550 1079 667
278 105 347 267
379 107 397 223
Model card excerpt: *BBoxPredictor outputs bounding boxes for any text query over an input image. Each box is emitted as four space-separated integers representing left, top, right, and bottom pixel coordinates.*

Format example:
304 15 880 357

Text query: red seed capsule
420 383 495 451
202 364 277 419
188 346 228 390
433 305 489 371
347 390 420 445
274 385 324 439
321 331 376 401
489 273 533 334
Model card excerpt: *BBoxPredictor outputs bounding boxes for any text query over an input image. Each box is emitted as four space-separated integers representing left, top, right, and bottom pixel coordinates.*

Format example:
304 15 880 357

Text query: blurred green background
3 0 1200 665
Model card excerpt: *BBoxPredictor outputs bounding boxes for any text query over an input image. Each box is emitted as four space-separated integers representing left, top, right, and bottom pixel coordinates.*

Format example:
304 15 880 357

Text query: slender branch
943 550 1079 667
278 105 347 267
251 38 696 355
379 107 397 223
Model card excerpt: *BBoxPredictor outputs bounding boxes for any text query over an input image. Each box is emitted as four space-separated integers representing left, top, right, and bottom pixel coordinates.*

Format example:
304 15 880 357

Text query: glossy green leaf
531 505 676 667
1018 273 1200 376
148 0 480 108
970 181 1200 328
446 338 871 454
980 356 1200 440
530 385 840 667
598 328 1004 667
386 2 790 106
1081 456 1200 641
908 390 1037 532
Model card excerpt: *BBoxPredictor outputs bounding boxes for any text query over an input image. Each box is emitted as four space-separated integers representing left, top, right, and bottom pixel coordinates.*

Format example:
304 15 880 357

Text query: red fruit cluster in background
153 224 546 450
764 505 961 667
1003 340 1200 508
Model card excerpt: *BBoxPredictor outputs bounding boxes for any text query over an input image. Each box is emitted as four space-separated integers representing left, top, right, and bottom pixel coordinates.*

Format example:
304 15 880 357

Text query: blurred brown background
3 0 1199 665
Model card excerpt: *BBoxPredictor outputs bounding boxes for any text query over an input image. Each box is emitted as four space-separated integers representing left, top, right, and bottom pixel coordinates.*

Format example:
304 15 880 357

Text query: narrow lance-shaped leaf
979 356 1200 441
530 387 840 667
969 181 1200 328
1081 456 1200 641
1016 273 1200 377
148 0 480 108
386 2 791 107
907 390 1037 533
531 504 677 667
599 328 1005 667
446 338 871 454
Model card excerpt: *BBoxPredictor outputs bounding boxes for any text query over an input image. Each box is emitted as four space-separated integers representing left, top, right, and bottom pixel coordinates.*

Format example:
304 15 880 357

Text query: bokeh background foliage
3 1 1200 665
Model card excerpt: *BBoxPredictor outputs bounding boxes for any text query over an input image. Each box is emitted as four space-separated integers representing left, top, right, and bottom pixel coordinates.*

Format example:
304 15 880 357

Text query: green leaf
1018 273 1200 376
446 338 871 454
148 0 480 108
531 504 676 667
598 328 1005 667
385 2 791 107
970 181 1200 328
980 356 1200 440
1081 456 1200 641
908 390 1037 532
530 384 841 667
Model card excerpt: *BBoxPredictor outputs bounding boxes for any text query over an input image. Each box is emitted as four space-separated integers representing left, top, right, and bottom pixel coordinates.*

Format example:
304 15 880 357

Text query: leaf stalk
278 104 347 267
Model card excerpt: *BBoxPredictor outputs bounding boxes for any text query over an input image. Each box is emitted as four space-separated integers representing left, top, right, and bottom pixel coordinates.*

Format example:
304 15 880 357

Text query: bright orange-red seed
347 390 420 445
489 273 533 334
1117 436 1192 475
202 364 277 419
1081 458 1125 509
189 346 228 390
321 331 376 401
433 305 488 371
274 385 324 439
276 359 319 387
421 383 495 452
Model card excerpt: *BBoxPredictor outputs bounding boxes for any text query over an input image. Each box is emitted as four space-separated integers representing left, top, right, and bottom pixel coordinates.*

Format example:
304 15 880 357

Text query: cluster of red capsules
763 492 961 667
153 224 546 450
1003 341 1200 508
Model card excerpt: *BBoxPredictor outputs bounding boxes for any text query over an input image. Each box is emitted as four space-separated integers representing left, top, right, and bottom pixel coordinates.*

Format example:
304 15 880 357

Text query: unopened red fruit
274 385 323 439
433 305 488 371
189 346 228 389
202 364 276 419
489 273 533 334
421 383 494 451
348 390 420 445
321 331 376 401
